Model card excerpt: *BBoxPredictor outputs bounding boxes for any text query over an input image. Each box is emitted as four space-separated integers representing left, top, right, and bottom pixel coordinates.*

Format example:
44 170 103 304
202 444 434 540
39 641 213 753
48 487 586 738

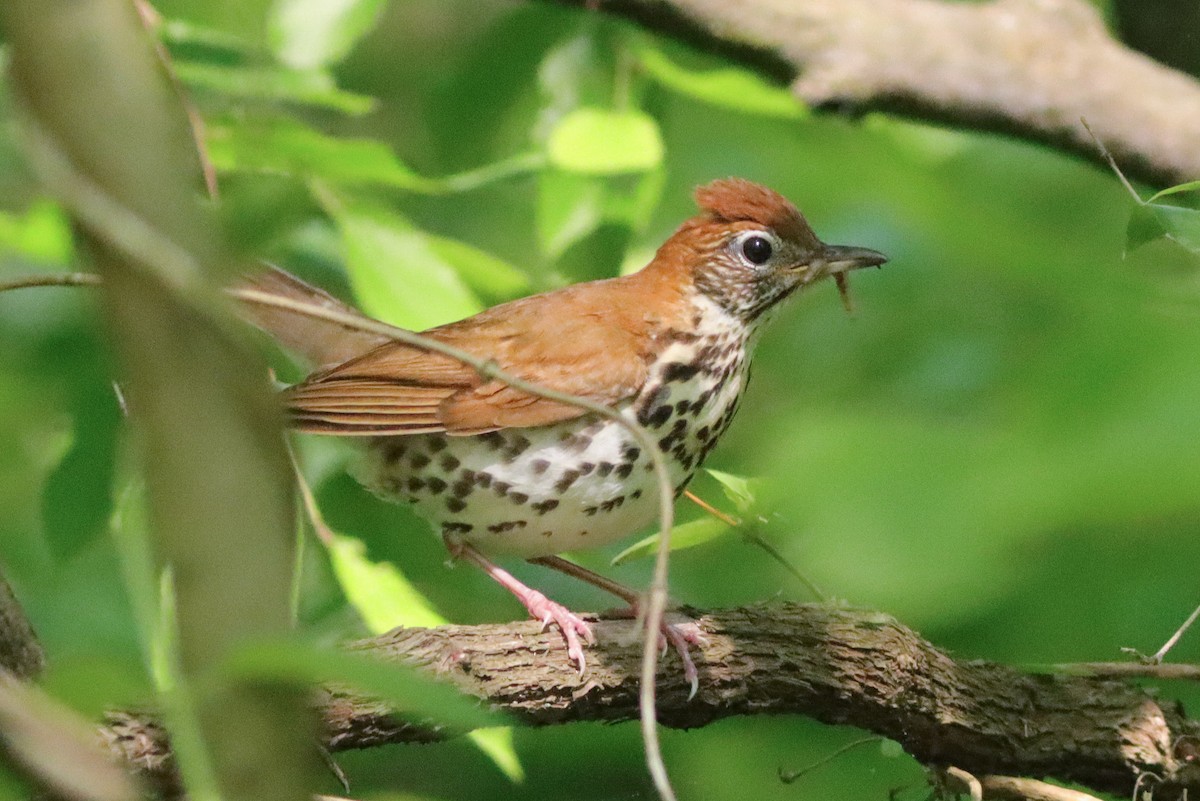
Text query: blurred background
2 0 1199 798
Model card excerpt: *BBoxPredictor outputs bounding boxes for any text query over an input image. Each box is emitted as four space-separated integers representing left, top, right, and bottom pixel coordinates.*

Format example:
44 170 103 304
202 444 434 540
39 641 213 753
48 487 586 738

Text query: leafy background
2 0 1199 799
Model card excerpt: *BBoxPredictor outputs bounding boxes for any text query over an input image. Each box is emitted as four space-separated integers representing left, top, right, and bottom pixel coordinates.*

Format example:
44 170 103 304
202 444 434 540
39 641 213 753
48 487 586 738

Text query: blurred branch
548 0 1200 187
0 671 138 801
0 575 45 681
0 0 322 799
101 603 1200 799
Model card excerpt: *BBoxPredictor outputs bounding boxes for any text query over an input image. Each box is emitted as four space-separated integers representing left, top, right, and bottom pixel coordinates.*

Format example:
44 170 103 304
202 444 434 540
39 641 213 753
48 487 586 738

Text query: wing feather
282 274 677 436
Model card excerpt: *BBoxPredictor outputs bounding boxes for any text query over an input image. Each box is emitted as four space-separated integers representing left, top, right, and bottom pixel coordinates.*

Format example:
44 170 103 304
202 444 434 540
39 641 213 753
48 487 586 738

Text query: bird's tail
238 264 390 369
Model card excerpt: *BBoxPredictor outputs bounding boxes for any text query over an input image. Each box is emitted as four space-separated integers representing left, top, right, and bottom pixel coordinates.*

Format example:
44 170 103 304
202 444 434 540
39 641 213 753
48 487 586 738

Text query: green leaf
321 529 523 779
224 640 498 730
1146 180 1200 203
704 469 756 515
269 0 385 69
314 187 483 329
173 61 375 114
327 534 445 631
634 41 805 119
546 107 663 175
0 199 74 265
536 169 665 260
207 119 434 190
41 382 121 561
425 235 530 301
1127 202 1200 255
610 517 732 565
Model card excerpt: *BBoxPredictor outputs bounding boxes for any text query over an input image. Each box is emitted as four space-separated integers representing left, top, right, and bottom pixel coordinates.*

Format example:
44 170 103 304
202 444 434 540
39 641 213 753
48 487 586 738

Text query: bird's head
652 178 886 323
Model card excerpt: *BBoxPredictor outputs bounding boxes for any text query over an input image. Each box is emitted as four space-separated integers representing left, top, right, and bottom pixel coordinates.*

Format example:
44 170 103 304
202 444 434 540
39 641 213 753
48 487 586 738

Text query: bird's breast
358 313 752 558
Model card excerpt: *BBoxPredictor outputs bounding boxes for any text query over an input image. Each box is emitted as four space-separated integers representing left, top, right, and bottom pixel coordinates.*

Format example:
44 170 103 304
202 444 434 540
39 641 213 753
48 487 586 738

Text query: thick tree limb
552 0 1200 187
102 603 1200 798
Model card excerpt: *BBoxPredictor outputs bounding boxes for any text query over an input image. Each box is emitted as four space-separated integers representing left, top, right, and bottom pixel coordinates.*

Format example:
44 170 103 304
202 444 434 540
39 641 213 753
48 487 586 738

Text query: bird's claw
526 590 595 675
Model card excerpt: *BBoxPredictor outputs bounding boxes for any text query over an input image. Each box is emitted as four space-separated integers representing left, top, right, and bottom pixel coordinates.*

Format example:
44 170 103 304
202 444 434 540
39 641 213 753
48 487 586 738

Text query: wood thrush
245 178 886 687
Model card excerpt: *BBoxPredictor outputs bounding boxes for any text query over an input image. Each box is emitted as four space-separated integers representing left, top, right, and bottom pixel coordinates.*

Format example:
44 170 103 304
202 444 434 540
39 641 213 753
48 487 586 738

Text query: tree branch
552 0 1200 187
102 603 1200 798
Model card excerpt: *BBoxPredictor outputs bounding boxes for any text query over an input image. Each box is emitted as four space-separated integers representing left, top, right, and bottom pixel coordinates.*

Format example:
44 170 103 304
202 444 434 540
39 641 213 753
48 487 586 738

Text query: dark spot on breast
531 459 551 475
440 454 460 472
383 442 407 463
487 520 526 533
451 478 474 498
532 499 559 515
622 445 640 462
675 400 692 415
409 452 431 469
539 530 553 538
555 469 581 493
427 436 447 453
615 462 634 479
446 498 466 513
577 461 595 476
426 477 447 495
504 435 531 459
630 489 643 500
406 477 425 492
597 461 614 477
583 505 598 516
663 328 700 345
645 405 672 428
475 472 492 488
479 432 505 450
493 481 512 496
662 361 701 383
560 431 593 452
508 492 529 505
443 522 473 534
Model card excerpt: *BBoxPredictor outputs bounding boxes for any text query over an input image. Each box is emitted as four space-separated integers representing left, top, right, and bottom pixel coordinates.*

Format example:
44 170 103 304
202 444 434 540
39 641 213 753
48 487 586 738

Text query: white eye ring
732 230 779 267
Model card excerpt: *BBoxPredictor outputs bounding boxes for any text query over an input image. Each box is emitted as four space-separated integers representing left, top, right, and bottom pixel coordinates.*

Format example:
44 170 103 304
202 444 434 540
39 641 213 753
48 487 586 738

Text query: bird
243 178 886 687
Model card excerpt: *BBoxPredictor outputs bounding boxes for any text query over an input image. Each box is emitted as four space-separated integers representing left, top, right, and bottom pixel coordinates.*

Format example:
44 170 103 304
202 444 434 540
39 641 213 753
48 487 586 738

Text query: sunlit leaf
1146 180 1200 203
425 235 530 301
174 61 375 114
322 530 524 779
327 534 444 631
1127 202 1200 255
314 187 483 329
207 119 434 190
546 107 663 175
610 517 731 565
0 200 74 265
536 169 665 261
634 41 805 119
269 0 385 69
224 640 498 730
705 469 756 515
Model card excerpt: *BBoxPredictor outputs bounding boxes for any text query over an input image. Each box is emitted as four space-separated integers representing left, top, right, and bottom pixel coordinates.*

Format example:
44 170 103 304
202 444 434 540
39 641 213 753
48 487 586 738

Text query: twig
1152 603 1200 664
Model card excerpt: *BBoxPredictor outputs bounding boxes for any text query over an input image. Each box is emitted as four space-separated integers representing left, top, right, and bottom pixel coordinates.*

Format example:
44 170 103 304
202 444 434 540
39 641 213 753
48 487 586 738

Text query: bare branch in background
551 0 1200 186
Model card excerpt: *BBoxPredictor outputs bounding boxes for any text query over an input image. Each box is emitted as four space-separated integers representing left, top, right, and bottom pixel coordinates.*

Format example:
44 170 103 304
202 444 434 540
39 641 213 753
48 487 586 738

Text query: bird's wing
239 265 392 369
283 284 653 436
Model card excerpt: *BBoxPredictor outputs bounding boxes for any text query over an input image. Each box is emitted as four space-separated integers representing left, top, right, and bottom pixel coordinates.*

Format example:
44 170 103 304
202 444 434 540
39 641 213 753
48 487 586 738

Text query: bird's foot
660 619 704 700
446 538 596 675
605 607 705 699
521 588 596 675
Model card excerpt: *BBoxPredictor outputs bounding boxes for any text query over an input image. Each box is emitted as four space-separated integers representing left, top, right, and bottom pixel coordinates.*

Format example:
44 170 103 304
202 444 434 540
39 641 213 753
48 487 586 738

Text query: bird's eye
740 235 773 265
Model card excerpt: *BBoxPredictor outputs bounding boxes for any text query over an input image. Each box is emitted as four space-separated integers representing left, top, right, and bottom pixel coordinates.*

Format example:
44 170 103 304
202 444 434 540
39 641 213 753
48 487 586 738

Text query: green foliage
1 1 1198 800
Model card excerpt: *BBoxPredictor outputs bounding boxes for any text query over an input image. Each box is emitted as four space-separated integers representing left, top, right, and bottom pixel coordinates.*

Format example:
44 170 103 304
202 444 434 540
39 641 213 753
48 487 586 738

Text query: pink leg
446 539 595 675
529 556 704 698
